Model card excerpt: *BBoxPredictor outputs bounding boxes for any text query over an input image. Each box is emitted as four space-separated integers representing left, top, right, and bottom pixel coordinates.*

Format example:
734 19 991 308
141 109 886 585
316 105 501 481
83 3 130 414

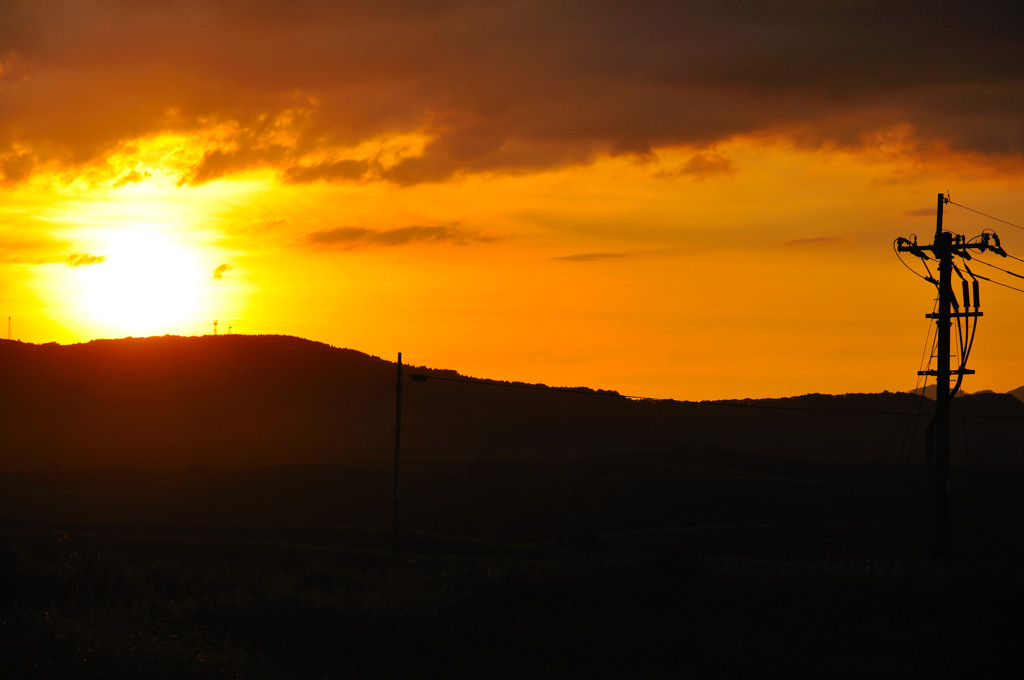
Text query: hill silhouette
3 334 1023 474
4 335 1024 678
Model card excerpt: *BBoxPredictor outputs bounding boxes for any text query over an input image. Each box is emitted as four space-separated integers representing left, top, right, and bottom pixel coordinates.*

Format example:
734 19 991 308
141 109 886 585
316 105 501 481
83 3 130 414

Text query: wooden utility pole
393 352 403 561
928 196 953 562
897 193 997 561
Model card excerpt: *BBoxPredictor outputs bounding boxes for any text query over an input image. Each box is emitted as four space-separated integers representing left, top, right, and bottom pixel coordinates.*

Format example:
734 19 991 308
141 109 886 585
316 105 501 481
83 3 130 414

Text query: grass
2 519 1023 679
3 456 1023 677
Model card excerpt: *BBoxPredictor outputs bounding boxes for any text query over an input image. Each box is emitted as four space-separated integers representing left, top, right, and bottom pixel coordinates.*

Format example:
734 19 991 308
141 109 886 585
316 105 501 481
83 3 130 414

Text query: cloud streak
553 252 629 262
658 152 737 180
782 236 843 248
66 253 106 266
305 225 496 249
2 1 1021 186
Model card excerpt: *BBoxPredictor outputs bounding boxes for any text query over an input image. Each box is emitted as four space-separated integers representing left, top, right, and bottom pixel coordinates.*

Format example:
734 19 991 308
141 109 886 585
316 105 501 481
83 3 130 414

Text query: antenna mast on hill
896 193 1006 562
213 319 218 336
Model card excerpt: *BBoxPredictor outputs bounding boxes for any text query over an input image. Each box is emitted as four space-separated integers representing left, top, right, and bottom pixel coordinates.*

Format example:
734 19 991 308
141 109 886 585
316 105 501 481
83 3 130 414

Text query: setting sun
71 229 204 336
2 0 1023 399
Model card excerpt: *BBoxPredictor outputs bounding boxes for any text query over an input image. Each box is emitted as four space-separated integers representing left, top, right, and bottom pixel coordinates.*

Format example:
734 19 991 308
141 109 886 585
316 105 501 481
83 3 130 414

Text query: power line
1002 251 1024 265
893 238 938 285
970 271 1024 295
970 257 1024 281
948 200 1024 232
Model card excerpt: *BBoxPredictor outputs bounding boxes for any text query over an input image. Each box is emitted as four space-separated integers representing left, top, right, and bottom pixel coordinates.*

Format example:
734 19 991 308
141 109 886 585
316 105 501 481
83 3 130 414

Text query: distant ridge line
3 333 1023 417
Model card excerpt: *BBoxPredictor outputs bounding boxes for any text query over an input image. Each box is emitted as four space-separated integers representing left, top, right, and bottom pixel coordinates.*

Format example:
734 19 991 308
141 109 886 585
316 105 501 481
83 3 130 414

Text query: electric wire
970 256 1024 280
948 200 1024 232
893 238 938 286
1004 252 1024 265
887 305 936 553
973 227 1023 264
969 271 1024 295
892 300 937 465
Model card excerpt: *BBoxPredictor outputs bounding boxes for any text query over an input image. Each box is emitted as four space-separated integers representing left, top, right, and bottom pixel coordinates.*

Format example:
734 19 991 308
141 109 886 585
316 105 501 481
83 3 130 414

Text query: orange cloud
112 167 153 188
1 1 1020 188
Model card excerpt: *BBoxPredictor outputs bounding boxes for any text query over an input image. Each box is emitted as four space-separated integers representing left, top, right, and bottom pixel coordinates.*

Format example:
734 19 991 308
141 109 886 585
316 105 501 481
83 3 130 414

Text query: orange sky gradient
2 1 1023 400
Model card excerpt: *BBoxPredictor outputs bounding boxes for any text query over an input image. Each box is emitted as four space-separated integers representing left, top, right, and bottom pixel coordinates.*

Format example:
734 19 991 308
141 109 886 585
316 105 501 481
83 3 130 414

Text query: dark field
3 455 1023 678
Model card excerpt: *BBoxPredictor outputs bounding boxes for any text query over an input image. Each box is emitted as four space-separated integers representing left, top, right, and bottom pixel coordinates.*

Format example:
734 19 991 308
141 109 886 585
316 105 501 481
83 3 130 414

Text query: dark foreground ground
2 454 1023 678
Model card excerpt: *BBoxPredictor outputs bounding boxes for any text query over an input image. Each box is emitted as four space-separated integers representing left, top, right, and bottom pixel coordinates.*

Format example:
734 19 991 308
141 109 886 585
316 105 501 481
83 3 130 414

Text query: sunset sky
2 0 1023 400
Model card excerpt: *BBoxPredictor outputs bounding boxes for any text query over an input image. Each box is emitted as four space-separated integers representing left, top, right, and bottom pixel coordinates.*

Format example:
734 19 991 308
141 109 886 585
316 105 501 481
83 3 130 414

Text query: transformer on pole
896 193 1005 561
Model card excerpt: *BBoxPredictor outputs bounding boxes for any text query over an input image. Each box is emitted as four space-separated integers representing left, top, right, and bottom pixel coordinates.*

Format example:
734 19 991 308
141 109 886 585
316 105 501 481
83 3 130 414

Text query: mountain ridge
3 334 1023 472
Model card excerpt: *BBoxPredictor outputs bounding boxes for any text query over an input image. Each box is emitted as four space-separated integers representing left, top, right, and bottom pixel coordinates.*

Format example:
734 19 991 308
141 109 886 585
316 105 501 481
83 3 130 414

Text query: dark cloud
306 225 495 248
553 252 629 262
905 207 937 217
2 1 1021 185
65 253 106 266
658 152 737 180
1 151 35 184
212 263 233 279
283 158 372 184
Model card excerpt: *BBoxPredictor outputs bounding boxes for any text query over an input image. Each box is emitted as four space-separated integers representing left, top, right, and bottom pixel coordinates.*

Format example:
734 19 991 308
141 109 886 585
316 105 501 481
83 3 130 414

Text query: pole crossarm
895 233 1004 258
926 311 982 319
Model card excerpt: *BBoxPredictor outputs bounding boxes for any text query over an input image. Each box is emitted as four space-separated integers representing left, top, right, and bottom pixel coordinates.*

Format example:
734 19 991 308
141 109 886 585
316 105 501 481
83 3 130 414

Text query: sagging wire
948 200 1024 232
948 256 983 399
892 296 939 466
961 228 1024 291
971 256 1024 281
893 236 938 287
968 270 1024 295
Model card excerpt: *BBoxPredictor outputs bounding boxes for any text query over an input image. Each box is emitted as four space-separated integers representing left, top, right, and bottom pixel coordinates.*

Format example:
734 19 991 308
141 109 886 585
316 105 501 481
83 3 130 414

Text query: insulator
962 281 971 309
973 280 980 309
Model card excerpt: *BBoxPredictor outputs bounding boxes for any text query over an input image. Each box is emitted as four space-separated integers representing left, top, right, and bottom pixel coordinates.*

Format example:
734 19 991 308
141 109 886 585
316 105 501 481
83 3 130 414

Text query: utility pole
896 193 1000 561
393 352 403 562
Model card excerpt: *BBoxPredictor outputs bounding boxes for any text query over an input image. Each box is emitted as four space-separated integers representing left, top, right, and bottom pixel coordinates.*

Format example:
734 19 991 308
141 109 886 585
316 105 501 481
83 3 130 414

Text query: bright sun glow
73 229 205 336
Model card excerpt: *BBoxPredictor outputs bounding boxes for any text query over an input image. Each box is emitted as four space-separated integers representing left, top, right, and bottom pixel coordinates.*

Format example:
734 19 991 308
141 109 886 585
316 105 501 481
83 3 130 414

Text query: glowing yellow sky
2 2 1023 400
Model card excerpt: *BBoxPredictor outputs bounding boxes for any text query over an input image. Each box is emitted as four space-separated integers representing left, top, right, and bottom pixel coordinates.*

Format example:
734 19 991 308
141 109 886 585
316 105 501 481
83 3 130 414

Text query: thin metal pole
393 352 402 561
